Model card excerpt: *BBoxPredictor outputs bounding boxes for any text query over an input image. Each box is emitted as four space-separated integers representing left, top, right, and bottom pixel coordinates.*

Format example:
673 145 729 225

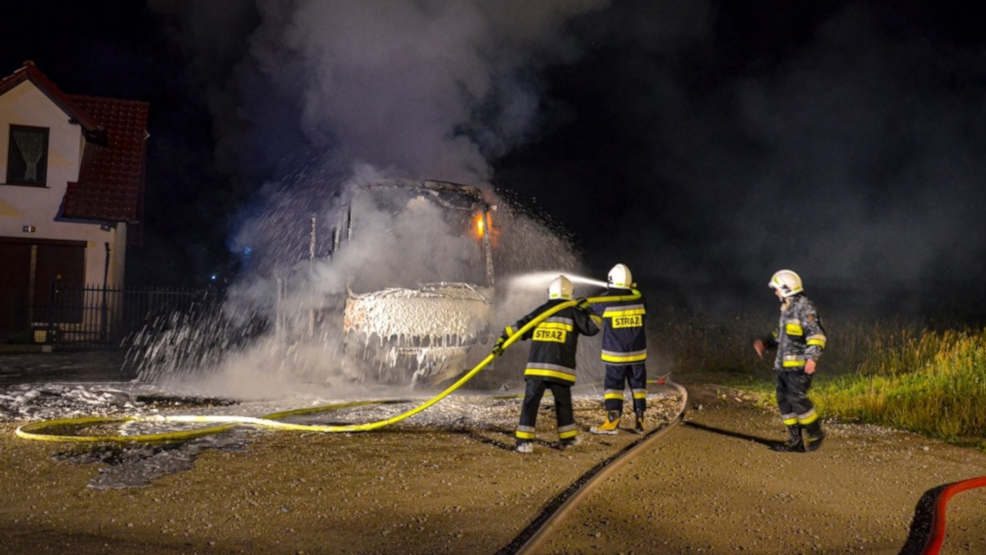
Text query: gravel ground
1 380 984 554
0 386 682 554
538 383 986 554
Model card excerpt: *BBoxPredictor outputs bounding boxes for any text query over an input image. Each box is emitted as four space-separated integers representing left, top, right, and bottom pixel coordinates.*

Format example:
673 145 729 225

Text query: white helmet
548 275 573 300
607 263 632 289
768 269 804 297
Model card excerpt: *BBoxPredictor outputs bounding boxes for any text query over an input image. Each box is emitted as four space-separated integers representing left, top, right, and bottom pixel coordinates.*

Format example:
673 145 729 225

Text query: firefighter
587 263 649 435
753 269 827 452
494 275 599 453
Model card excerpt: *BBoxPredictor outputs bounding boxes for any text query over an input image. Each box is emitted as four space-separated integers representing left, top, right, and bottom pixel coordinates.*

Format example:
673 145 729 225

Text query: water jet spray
507 271 609 291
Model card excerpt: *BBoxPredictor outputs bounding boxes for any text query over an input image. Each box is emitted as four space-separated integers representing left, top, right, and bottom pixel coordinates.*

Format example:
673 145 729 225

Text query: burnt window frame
6 124 50 187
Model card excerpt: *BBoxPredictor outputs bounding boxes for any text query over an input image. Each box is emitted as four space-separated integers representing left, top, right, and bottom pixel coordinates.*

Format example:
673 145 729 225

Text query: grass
813 328 986 448
650 311 986 450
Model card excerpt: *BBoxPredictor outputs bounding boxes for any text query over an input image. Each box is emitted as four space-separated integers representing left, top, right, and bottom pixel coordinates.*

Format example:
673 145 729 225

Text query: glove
492 336 507 356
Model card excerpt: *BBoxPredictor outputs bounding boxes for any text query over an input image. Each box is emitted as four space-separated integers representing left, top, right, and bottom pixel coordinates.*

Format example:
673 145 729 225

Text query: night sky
4 1 986 320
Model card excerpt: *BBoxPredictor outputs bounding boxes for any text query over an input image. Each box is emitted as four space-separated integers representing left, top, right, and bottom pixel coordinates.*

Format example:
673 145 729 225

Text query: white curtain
13 129 44 181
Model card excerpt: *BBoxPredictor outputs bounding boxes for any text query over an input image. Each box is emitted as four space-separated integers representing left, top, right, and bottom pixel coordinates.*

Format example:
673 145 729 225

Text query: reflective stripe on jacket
502 299 599 384
589 288 647 365
762 294 827 372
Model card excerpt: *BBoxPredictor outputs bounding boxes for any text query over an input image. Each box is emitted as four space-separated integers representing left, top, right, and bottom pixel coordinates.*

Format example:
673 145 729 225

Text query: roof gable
0 61 103 140
2 61 149 232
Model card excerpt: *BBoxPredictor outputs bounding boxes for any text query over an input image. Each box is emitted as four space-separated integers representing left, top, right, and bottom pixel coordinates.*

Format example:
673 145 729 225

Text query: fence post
40 285 214 347
309 214 316 338
101 243 110 343
47 277 59 345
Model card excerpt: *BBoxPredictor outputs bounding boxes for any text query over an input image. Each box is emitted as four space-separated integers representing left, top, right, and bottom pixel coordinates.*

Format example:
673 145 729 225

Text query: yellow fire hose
15 290 641 443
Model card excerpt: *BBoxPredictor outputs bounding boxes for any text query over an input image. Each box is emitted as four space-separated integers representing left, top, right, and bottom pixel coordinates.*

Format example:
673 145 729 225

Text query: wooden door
0 241 31 332
35 243 86 323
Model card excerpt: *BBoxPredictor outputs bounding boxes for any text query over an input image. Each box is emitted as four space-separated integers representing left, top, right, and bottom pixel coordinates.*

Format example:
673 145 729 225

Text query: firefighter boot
516 441 533 454
633 409 646 434
804 420 825 452
771 425 804 453
590 411 621 435
560 435 582 449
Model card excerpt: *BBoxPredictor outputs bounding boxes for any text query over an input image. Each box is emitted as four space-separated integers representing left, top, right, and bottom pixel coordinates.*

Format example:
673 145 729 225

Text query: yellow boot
590 410 621 435
634 410 645 434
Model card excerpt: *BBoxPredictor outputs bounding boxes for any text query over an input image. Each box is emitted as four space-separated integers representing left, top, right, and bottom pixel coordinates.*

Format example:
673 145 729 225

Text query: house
0 61 149 340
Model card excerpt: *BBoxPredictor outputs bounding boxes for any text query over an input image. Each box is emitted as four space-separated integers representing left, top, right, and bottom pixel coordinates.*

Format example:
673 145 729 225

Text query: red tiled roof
1 62 149 228
0 61 101 134
63 95 149 224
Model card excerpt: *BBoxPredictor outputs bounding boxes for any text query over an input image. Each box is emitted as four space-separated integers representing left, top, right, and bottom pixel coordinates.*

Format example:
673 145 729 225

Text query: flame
471 210 498 246
472 211 492 239
475 212 485 237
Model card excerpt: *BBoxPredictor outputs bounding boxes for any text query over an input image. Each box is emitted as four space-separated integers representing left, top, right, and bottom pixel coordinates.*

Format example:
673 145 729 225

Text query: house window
6 124 50 186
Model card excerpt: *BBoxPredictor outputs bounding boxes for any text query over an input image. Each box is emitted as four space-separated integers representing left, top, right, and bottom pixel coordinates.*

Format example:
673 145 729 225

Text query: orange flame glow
471 211 494 241
472 211 485 238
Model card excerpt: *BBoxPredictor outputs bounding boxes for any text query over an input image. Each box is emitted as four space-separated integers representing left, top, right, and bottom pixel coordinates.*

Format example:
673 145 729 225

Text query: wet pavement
0 350 130 385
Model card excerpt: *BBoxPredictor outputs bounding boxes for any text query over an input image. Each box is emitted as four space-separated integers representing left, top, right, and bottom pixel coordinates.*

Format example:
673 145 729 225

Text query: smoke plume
152 0 608 185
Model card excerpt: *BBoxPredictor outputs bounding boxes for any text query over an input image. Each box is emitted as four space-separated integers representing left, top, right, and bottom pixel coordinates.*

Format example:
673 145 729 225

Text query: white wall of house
0 79 127 288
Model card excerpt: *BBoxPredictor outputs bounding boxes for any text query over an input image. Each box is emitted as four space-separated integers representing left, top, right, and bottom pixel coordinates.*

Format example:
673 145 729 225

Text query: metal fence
28 283 215 347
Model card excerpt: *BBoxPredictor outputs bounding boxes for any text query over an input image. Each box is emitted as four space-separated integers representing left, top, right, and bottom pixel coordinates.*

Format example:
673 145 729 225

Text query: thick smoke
152 0 608 184
130 166 586 396
131 2 618 394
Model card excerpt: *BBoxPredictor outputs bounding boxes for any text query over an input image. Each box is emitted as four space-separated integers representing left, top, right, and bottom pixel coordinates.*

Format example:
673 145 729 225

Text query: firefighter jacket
502 299 599 384
762 293 827 371
588 288 647 366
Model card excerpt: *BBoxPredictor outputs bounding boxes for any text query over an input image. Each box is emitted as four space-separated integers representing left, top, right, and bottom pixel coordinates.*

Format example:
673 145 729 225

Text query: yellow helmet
548 275 573 300
768 269 804 297
607 263 632 289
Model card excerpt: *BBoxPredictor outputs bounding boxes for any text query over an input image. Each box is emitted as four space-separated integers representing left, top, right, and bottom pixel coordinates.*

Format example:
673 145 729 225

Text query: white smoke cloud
131 1 620 395
130 163 590 396
153 0 608 184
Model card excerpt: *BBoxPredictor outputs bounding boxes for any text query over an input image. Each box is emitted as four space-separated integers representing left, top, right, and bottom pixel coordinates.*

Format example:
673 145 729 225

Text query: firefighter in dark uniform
587 263 649 435
753 269 828 452
495 275 599 453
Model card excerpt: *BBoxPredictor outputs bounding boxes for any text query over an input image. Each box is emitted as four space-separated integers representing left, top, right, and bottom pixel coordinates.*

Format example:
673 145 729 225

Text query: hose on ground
508 380 688 554
16 290 642 443
921 475 986 555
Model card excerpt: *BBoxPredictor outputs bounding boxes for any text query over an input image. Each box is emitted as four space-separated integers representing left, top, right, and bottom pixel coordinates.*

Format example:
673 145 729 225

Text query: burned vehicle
334 180 496 386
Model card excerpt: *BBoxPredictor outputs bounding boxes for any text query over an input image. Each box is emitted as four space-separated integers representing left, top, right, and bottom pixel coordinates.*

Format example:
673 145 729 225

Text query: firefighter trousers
516 378 577 444
603 363 647 413
775 370 818 428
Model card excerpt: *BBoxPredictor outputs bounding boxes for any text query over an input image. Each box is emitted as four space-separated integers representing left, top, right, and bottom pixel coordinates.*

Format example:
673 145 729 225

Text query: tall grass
814 328 986 444
649 309 986 448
